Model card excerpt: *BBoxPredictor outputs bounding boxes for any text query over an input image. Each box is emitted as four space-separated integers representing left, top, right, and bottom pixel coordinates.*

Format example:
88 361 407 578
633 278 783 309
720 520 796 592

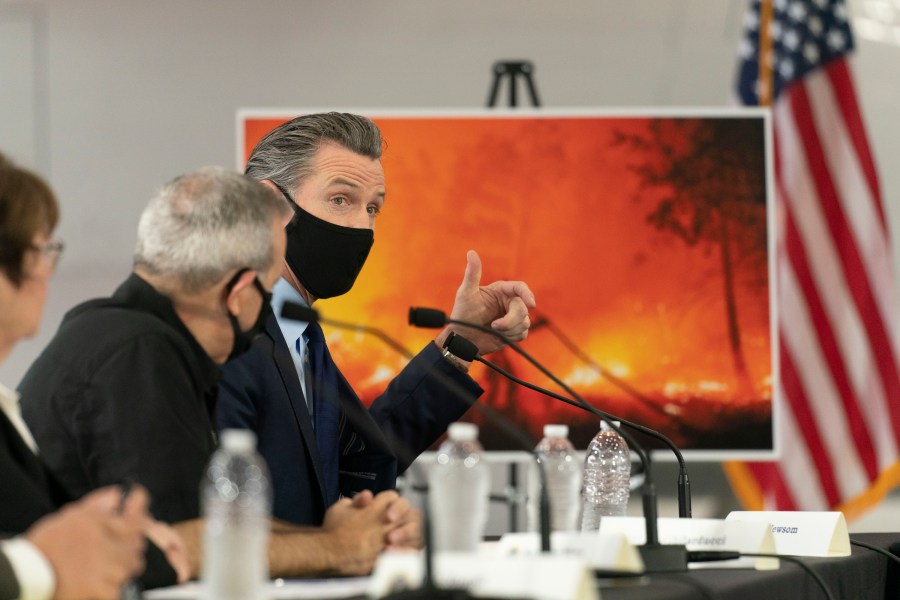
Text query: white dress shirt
271 278 314 419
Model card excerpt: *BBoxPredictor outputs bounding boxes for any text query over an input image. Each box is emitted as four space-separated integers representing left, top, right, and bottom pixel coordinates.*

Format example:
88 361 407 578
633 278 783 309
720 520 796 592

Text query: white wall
0 0 898 527
0 0 749 387
0 0 753 394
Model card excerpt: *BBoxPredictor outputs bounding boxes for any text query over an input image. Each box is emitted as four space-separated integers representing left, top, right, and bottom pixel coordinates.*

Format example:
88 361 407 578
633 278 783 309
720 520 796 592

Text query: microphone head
408 307 447 329
445 332 479 362
281 301 319 323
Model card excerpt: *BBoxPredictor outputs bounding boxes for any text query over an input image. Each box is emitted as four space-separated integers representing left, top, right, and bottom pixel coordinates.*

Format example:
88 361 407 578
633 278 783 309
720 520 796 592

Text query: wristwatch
441 332 472 373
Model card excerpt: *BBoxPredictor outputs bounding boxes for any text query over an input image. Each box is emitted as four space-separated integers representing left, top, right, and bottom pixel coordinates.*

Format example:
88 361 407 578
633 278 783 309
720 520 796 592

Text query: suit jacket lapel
326 348 394 460
265 318 329 508
327 353 399 495
0 409 47 490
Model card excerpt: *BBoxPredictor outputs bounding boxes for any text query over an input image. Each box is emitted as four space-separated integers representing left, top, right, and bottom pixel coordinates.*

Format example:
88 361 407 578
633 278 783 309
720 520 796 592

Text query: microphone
281 302 414 359
279 302 554 591
279 301 318 322
410 307 689 572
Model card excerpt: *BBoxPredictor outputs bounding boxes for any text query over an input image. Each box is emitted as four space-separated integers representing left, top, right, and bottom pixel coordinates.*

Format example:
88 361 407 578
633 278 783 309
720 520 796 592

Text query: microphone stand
477 356 692 520
411 307 692 519
411 307 689 572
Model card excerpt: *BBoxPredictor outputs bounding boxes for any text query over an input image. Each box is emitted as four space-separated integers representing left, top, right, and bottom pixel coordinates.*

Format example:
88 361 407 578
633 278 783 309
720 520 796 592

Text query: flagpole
758 0 774 106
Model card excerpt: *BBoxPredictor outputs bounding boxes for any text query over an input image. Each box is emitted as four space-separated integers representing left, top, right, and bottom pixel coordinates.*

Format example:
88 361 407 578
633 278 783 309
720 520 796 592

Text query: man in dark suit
219 112 536 526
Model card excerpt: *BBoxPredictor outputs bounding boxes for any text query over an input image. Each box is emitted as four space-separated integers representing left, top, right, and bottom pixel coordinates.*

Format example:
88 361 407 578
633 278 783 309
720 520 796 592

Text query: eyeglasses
29 239 65 269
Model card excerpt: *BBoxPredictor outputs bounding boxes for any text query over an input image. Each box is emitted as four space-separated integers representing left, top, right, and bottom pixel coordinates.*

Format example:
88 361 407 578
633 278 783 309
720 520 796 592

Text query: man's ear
260 180 295 228
259 179 281 195
223 270 257 316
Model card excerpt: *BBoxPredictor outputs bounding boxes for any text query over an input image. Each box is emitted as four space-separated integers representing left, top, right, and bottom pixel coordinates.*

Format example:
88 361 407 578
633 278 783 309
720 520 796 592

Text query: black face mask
225 270 273 362
274 183 374 300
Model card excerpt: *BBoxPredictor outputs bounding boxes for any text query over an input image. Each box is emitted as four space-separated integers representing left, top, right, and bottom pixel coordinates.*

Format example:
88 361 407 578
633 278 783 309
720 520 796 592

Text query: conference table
146 532 899 599
597 532 898 600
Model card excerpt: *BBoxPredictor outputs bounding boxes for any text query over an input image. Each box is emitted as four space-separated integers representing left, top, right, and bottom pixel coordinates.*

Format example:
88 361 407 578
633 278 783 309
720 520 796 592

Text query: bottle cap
599 420 622 432
220 429 257 452
447 422 479 442
543 424 569 439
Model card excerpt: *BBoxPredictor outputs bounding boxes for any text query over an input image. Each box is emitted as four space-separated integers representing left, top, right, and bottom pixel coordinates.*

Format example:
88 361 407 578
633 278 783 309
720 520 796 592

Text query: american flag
725 0 900 514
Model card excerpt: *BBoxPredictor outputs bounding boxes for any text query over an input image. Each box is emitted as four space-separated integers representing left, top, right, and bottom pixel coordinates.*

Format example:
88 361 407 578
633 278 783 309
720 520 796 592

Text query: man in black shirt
20 167 420 579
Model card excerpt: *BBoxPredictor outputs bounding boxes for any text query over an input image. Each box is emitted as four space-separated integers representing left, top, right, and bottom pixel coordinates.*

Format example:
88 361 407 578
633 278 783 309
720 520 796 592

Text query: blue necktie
296 336 314 423
303 320 341 505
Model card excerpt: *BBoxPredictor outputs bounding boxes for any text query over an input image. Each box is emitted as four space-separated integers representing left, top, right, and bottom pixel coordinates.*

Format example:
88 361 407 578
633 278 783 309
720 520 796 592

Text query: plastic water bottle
201 430 271 600
581 421 631 531
429 422 490 552
527 424 581 533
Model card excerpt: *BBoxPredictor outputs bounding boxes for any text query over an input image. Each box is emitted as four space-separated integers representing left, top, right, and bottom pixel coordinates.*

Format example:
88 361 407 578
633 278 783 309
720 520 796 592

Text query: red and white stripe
750 57 900 511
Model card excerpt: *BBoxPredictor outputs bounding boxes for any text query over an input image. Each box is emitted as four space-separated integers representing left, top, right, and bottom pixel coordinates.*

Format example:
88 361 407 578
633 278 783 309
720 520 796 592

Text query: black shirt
20 273 220 524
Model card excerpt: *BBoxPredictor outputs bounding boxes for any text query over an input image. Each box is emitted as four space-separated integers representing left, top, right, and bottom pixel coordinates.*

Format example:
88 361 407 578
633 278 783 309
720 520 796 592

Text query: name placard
598 517 779 570
726 511 850 557
495 531 644 573
368 551 598 600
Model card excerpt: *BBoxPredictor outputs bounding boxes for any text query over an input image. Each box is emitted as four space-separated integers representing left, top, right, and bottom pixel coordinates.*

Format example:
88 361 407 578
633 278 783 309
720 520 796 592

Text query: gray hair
134 167 285 294
244 112 383 194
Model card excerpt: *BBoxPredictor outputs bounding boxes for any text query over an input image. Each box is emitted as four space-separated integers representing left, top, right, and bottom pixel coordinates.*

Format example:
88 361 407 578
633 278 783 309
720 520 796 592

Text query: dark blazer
0 405 176 589
0 409 66 534
0 408 67 599
0 550 17 600
218 315 482 525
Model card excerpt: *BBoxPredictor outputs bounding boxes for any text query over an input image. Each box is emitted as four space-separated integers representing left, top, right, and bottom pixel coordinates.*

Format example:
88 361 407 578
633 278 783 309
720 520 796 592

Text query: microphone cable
687 551 835 600
849 537 900 567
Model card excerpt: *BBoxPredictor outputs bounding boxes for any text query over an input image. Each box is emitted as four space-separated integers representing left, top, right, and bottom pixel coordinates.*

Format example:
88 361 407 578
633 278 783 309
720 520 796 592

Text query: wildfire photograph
242 112 774 456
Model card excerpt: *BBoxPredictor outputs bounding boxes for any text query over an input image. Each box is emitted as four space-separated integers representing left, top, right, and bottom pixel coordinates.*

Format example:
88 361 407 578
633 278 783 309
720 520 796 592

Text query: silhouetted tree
612 118 768 397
